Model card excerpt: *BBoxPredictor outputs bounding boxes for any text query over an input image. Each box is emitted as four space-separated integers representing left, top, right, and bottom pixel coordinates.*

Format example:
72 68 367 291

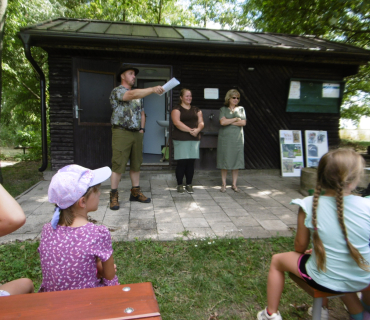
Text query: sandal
220 185 226 193
231 185 240 193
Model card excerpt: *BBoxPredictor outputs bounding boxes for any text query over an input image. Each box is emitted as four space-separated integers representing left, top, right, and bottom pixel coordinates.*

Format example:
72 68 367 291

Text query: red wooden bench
289 273 370 320
0 282 161 320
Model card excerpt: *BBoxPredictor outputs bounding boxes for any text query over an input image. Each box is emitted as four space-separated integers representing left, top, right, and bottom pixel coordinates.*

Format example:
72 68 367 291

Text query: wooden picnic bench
0 282 161 320
289 272 370 320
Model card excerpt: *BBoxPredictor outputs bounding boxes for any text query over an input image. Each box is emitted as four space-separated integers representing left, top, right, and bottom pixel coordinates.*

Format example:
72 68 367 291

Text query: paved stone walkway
1 170 302 244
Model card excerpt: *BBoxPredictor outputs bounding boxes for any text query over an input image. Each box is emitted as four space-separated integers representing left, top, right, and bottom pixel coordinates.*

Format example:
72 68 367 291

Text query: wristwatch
140 127 145 132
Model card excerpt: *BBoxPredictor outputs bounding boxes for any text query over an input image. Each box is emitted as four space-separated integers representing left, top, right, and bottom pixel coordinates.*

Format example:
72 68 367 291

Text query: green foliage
1 160 44 197
63 0 194 26
189 0 235 28
340 138 370 152
237 0 370 124
1 0 369 145
1 0 64 154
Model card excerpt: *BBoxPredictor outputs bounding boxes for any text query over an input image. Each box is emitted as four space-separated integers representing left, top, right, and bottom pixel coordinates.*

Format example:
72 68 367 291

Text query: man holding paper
109 64 165 210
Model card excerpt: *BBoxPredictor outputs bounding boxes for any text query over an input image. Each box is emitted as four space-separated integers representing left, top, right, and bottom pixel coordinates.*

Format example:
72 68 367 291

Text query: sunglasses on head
231 97 240 100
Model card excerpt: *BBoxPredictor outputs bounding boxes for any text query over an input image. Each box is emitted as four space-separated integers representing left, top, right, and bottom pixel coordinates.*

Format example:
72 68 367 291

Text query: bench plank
0 282 161 320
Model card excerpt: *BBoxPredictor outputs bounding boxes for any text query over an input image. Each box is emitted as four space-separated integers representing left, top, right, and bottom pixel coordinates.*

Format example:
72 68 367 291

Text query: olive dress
217 106 246 169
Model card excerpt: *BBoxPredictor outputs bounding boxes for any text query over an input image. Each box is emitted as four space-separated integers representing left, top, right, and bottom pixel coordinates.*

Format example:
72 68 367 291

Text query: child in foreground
38 164 119 292
257 149 370 320
0 184 34 296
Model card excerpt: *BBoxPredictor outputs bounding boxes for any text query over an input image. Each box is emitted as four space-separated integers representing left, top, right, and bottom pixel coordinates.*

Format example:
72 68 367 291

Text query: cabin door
142 80 166 155
73 58 118 169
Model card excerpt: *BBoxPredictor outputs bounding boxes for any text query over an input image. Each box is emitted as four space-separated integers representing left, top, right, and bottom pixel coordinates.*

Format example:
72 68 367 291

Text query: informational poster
322 83 340 98
288 81 300 99
279 130 304 177
305 130 328 167
204 88 219 99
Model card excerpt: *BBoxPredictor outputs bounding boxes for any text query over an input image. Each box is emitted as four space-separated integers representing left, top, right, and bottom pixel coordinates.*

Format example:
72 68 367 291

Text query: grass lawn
0 158 350 319
1 161 44 197
0 237 348 319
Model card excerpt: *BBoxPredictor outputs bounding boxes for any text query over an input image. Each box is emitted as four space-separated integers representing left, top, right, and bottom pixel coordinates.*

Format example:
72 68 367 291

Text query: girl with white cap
38 164 119 292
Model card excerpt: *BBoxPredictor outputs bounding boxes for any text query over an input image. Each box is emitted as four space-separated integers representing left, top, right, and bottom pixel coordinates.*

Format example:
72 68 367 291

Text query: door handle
74 105 83 118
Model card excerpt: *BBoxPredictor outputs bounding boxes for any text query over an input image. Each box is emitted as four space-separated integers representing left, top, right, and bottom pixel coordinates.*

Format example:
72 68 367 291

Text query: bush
340 139 370 152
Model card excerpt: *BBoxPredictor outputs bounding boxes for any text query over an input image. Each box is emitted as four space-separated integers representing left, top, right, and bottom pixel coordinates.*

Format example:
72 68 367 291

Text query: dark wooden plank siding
46 48 344 171
48 55 74 171
239 64 292 168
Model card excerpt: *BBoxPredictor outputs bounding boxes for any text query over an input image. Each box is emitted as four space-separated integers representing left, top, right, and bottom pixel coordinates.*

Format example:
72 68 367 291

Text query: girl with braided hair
258 149 370 320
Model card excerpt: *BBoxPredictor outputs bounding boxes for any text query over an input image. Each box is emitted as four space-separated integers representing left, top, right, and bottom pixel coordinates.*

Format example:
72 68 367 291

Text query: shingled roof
19 17 370 61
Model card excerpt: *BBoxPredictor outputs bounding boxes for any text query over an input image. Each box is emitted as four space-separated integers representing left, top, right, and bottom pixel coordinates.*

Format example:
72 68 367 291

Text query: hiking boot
177 185 185 194
257 308 282 320
130 187 151 203
110 190 119 210
185 185 194 194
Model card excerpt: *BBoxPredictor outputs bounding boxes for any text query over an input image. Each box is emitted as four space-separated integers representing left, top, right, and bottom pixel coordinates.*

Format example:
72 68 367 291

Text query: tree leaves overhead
2 0 65 128
241 0 370 124
1 0 369 140
62 0 193 25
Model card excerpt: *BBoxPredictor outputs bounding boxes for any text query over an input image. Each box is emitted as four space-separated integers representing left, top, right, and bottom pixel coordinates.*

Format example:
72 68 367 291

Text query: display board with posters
279 130 304 177
305 130 328 167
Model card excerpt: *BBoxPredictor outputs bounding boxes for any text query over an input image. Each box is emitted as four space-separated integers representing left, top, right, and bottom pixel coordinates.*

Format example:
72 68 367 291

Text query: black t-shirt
171 105 201 141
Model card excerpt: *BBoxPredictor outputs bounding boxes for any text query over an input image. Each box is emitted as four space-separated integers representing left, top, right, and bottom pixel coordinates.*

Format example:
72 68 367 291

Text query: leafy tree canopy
1 0 369 151
238 0 370 125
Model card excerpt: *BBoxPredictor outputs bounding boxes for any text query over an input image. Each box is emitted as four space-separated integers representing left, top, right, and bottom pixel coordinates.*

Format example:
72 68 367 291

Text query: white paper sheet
160 77 180 96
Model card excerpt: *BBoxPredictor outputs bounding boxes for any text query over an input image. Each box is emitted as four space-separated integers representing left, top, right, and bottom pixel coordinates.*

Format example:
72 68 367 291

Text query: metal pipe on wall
23 42 48 172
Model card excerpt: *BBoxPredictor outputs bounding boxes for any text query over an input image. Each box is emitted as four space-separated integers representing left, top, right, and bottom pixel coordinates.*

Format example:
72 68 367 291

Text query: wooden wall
46 49 345 170
48 55 74 171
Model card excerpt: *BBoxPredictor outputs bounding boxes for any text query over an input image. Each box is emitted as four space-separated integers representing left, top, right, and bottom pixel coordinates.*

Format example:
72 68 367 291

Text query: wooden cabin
18 18 370 171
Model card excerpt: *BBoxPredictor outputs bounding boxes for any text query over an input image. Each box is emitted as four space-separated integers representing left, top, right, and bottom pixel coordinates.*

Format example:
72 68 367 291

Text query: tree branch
10 74 40 100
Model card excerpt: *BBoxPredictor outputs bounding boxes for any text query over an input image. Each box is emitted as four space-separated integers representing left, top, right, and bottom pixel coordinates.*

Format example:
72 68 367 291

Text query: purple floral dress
38 222 119 292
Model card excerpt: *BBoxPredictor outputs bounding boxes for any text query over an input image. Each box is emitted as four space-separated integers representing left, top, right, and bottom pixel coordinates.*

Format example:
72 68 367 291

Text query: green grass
1 161 44 197
0 236 347 320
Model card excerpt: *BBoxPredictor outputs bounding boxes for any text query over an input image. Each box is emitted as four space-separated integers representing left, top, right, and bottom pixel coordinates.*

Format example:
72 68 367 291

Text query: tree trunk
0 0 8 184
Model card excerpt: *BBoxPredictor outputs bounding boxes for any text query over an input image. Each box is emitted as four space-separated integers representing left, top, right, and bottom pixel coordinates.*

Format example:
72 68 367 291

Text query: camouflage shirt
110 85 143 129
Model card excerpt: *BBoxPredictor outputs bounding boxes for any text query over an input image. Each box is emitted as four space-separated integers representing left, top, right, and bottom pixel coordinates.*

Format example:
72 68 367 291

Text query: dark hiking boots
129 187 151 203
110 190 119 210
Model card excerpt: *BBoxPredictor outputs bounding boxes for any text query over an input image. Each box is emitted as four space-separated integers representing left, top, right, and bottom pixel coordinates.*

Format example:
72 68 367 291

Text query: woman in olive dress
217 89 247 192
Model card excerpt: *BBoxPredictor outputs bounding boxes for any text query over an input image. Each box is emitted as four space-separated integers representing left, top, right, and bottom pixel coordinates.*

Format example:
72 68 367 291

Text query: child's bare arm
0 184 26 236
100 255 116 280
294 208 310 253
96 258 104 279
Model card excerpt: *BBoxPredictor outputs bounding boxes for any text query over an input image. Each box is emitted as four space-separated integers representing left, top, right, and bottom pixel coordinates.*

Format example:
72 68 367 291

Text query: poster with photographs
279 130 304 177
305 131 328 168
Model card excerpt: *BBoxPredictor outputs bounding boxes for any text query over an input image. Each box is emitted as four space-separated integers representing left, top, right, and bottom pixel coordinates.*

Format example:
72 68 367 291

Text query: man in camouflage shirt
109 64 164 210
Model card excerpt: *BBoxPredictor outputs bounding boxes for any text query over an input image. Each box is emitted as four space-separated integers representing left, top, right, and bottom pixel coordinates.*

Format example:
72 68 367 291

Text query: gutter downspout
19 34 48 172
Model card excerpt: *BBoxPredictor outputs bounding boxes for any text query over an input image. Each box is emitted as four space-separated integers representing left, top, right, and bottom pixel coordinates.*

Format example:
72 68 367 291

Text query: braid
312 184 327 272
335 183 370 271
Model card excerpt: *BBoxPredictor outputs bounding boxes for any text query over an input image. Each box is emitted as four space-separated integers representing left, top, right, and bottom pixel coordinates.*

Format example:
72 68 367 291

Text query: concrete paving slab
257 219 289 231
157 223 184 234
155 214 182 223
198 206 224 214
1 169 303 244
202 213 232 222
182 218 209 228
184 227 216 239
